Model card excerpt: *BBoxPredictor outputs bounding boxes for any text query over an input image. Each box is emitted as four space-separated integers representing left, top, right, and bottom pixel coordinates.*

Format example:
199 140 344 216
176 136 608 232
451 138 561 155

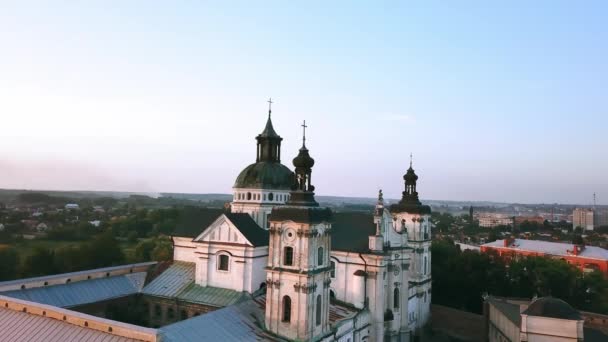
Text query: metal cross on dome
267 98 273 117
301 120 308 146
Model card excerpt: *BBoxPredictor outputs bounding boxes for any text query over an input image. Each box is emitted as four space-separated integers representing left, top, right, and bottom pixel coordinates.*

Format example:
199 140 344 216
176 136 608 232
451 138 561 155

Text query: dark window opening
394 288 400 309
284 247 294 266
317 247 324 266
218 254 229 271
282 296 292 322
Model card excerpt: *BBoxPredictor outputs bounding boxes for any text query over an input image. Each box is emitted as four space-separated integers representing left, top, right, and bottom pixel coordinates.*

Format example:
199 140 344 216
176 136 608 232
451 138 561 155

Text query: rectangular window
218 254 229 271
284 247 294 266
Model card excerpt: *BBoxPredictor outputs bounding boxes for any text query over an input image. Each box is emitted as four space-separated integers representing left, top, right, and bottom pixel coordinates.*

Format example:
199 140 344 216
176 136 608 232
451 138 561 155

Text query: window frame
217 253 230 272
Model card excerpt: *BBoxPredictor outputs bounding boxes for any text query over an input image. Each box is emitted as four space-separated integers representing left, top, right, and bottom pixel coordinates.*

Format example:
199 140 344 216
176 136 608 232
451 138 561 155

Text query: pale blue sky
0 1 606 204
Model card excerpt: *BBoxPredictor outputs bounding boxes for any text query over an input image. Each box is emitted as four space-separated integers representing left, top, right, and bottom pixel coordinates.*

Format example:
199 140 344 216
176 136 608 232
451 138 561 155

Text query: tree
0 247 19 280
151 238 173 261
135 237 174 262
22 247 56 277
85 232 126 268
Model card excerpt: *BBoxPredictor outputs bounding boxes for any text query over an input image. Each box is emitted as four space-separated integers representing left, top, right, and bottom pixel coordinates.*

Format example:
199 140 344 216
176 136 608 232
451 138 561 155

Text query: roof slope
0 308 141 342
1 272 146 308
159 293 363 342
523 297 582 320
141 262 194 298
172 207 225 238
142 262 248 308
225 213 269 246
159 298 281 342
488 297 522 325
331 212 376 253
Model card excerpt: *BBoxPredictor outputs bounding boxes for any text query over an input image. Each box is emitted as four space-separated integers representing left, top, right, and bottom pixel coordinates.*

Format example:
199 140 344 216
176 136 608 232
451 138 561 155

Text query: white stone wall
231 188 291 228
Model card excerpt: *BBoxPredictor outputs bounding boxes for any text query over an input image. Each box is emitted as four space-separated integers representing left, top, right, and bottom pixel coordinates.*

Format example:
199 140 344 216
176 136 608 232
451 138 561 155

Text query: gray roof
233 162 294 190
159 295 282 342
224 213 269 246
1 272 146 308
160 293 362 342
488 297 522 325
0 262 156 291
331 212 376 252
142 262 248 308
141 262 194 298
0 305 145 342
523 297 582 320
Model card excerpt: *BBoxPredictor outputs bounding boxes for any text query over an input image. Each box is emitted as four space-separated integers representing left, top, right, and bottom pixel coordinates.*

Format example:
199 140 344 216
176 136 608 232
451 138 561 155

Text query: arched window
317 247 324 266
330 261 336 278
218 254 230 271
247 192 252 200
393 288 400 309
269 192 274 201
284 247 293 266
316 295 322 326
263 194 267 201
282 296 292 322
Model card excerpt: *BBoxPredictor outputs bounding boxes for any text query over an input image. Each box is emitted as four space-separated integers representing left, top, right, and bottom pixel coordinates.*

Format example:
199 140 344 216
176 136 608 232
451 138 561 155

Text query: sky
0 1 607 204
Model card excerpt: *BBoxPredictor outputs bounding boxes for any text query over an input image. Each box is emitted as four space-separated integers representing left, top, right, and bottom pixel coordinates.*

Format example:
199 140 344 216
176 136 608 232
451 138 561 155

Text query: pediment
193 214 253 246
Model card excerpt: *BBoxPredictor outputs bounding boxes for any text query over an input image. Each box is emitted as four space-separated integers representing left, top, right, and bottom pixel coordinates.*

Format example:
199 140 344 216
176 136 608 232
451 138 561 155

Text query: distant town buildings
481 238 608 276
573 208 595 231
572 208 608 231
64 203 79 210
513 216 544 227
475 213 512 228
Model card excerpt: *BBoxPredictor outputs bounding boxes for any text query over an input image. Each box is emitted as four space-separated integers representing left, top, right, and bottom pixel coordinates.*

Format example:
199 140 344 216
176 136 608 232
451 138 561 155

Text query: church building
168 104 433 341
0 102 432 342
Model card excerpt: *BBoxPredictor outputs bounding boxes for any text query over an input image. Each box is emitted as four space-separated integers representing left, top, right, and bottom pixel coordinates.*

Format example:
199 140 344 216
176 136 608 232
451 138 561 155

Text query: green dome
234 162 294 190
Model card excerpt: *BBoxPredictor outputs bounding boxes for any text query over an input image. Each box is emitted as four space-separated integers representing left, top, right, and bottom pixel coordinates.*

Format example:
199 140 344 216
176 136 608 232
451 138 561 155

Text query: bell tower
265 121 333 341
390 154 432 335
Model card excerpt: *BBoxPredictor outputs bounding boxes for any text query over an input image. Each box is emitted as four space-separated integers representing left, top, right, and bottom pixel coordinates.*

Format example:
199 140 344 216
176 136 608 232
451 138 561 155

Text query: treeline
432 240 608 315
0 233 172 281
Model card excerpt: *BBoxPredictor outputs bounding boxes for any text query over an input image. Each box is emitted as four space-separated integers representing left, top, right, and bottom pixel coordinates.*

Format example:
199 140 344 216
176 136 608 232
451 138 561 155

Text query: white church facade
171 106 432 341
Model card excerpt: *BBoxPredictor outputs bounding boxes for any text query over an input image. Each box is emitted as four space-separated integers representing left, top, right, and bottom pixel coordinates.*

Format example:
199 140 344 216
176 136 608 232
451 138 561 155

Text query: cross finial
267 98 273 118
301 120 308 146
410 153 413 168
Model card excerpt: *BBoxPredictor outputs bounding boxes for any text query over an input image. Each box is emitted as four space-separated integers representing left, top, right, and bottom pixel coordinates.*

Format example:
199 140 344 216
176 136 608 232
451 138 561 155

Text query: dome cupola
233 99 294 190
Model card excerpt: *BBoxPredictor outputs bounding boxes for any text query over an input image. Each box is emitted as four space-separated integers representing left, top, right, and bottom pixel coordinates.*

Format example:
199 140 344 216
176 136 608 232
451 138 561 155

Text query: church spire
267 97 273 118
256 99 282 162
287 120 318 206
402 157 420 204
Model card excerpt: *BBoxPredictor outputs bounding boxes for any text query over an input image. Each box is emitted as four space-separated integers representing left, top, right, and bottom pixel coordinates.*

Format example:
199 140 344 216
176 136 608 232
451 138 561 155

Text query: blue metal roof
159 297 282 342
141 261 194 298
0 272 146 308
0 262 156 288
142 262 249 308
